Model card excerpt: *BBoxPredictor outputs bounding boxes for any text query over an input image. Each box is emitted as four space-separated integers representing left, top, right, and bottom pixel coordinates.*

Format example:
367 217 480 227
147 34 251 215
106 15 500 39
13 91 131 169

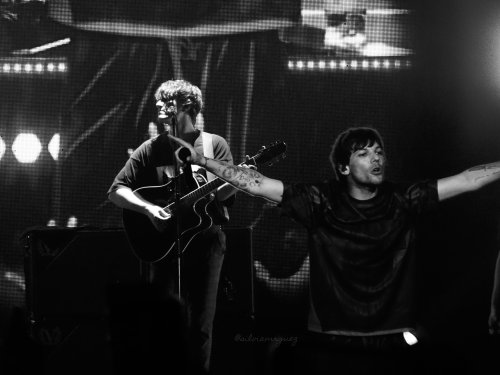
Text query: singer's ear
339 165 350 176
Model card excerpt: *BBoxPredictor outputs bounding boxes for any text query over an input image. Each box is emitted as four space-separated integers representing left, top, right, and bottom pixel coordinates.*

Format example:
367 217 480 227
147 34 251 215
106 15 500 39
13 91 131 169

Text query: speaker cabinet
21 227 142 374
22 227 142 321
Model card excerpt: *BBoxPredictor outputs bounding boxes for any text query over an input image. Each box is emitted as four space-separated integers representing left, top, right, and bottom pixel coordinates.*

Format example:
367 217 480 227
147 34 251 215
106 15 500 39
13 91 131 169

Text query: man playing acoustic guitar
108 79 237 375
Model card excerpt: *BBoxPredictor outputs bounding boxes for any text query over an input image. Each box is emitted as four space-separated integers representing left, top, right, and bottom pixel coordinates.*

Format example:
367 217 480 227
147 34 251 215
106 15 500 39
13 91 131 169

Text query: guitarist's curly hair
154 80 204 123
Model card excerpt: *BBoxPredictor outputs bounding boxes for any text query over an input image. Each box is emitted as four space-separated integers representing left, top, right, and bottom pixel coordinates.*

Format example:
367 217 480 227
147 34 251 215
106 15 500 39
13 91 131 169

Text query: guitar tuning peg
261 145 266 149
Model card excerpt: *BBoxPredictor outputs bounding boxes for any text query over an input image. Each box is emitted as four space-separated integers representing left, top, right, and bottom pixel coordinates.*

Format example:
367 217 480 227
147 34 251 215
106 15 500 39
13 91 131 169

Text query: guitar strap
200 131 215 182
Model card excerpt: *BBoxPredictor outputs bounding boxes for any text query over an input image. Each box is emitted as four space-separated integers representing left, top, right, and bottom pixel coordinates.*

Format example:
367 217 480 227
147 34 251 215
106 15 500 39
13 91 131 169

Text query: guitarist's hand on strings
145 205 171 232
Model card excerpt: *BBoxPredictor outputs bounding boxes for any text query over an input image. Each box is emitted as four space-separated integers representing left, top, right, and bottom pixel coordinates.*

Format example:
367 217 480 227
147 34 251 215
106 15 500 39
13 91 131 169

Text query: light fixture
0 136 6 161
12 133 42 163
48 133 60 160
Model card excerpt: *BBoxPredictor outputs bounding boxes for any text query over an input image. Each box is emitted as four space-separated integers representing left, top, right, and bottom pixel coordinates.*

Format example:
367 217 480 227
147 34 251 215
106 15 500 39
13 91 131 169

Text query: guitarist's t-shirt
280 179 439 336
108 131 234 225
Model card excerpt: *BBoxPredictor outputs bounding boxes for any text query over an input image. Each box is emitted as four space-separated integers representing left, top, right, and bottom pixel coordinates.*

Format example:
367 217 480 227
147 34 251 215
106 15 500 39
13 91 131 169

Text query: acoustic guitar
122 141 287 263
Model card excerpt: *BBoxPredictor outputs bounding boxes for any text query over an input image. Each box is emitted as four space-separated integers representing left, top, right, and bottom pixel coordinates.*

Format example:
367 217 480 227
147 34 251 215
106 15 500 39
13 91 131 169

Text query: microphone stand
170 115 183 299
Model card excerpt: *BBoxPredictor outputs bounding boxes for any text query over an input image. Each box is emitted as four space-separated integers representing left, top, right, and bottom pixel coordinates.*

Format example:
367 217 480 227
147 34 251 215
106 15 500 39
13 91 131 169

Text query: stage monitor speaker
22 227 142 323
21 227 143 374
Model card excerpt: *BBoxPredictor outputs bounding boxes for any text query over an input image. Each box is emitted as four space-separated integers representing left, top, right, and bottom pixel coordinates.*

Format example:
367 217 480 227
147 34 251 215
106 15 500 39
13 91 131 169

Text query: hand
168 134 205 166
489 309 500 335
144 205 171 232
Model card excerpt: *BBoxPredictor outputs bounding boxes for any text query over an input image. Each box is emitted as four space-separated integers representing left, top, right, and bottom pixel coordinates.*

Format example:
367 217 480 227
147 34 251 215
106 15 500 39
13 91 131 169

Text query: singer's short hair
330 127 385 180
154 79 203 122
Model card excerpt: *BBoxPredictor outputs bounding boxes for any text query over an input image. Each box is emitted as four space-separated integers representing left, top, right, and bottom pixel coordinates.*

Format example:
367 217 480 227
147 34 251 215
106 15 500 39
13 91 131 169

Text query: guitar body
122 174 214 263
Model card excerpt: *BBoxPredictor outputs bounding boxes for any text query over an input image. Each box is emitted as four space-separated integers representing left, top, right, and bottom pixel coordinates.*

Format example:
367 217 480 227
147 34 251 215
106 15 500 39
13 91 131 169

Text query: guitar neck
177 160 250 207
180 176 226 206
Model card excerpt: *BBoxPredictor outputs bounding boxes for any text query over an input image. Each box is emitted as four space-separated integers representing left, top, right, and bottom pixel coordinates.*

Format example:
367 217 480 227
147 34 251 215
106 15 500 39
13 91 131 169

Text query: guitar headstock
243 141 287 168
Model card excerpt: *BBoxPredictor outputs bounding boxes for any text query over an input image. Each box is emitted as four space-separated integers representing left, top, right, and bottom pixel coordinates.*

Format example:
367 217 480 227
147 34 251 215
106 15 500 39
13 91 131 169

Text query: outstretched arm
438 162 500 201
169 135 284 203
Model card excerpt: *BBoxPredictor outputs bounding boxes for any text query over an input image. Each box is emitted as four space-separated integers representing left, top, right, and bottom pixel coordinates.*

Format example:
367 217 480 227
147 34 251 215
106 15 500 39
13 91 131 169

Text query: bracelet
202 157 209 168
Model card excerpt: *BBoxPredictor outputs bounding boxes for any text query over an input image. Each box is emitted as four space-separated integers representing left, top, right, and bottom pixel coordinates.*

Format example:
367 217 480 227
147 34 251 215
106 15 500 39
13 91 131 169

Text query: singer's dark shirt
280 179 438 335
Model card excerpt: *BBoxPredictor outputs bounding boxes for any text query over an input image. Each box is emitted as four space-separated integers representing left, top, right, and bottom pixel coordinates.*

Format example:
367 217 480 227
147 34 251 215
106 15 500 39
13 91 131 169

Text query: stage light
12 133 42 163
0 136 5 161
287 58 413 72
403 331 418 346
48 133 60 160
66 216 78 228
0 58 68 77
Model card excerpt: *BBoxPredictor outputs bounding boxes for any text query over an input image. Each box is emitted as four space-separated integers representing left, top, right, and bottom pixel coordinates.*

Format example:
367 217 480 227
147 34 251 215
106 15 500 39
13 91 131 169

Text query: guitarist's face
156 98 177 124
156 98 194 133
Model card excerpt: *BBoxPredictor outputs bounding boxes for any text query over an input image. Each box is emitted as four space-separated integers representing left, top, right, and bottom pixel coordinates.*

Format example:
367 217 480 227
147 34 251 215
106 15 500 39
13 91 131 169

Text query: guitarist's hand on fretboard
144 205 171 232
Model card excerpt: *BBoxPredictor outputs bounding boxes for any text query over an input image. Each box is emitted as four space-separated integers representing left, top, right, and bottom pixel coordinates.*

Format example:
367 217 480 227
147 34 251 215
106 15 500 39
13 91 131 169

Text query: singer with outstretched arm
169 127 500 374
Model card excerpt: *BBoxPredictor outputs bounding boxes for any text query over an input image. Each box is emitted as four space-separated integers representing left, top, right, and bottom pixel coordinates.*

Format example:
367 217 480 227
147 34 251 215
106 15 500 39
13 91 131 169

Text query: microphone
167 105 177 116
157 105 177 124
178 147 191 163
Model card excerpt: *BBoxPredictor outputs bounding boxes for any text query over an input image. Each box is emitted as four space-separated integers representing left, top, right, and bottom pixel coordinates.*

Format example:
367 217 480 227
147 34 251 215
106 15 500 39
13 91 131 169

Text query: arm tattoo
468 163 500 183
210 161 264 191
468 163 500 172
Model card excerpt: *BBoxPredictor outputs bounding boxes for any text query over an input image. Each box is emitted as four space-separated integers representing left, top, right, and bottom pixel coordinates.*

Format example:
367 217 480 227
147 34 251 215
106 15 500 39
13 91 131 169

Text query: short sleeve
212 134 233 165
404 179 439 215
280 183 329 230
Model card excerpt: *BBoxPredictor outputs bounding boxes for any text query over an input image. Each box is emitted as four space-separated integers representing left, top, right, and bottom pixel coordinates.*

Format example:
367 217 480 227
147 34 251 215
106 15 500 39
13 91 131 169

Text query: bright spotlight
12 133 42 163
0 136 5 160
403 331 418 346
48 133 60 160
